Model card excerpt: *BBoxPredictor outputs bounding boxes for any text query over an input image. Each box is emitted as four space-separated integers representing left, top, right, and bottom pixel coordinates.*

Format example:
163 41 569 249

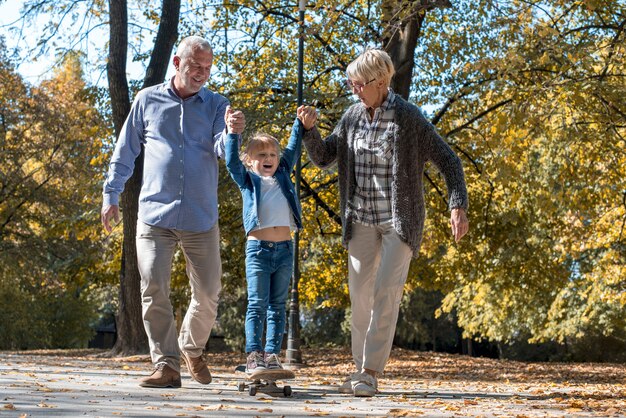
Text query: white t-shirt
251 176 295 231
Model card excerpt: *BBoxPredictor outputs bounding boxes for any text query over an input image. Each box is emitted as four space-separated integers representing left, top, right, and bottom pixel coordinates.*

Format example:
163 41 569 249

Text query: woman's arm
423 122 468 212
302 125 342 169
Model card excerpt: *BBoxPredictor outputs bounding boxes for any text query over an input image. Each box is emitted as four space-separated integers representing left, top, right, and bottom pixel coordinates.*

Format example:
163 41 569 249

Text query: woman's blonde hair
346 48 395 87
241 133 281 168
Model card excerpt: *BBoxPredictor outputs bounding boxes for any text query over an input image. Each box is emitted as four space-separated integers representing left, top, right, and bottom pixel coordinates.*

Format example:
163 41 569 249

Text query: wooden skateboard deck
235 365 295 396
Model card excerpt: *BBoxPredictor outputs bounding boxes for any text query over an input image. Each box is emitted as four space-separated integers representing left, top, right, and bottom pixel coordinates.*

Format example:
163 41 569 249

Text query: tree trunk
107 0 180 356
108 0 130 136
381 0 452 100
143 0 180 89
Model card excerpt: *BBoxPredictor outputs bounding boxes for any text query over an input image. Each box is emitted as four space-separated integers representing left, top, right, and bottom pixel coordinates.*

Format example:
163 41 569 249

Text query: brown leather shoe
181 351 212 384
139 363 181 388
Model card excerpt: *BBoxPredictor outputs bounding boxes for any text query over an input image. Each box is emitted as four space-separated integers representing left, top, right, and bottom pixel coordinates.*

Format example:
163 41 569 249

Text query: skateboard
235 365 295 396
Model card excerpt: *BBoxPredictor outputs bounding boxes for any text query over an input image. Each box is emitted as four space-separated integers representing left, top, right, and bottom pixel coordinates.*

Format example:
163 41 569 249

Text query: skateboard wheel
237 382 245 392
283 385 292 397
249 386 257 396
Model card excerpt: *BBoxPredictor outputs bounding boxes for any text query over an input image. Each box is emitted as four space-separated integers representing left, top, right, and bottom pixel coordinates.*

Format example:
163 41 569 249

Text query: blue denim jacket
225 119 304 235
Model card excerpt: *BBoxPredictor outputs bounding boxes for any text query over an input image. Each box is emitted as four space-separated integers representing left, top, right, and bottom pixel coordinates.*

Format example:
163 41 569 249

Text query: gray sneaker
339 373 357 394
245 351 266 374
352 372 377 397
265 353 283 370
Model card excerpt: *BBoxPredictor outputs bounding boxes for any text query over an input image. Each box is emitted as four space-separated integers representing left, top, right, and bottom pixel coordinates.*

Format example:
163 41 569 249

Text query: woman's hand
451 208 469 242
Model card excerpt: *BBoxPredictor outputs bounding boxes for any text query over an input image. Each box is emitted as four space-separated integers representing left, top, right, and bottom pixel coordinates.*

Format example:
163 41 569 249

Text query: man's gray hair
176 36 213 59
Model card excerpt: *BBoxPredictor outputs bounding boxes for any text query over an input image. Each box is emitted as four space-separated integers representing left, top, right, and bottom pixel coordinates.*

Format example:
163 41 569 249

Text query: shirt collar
165 77 209 102
363 88 396 113
380 88 396 111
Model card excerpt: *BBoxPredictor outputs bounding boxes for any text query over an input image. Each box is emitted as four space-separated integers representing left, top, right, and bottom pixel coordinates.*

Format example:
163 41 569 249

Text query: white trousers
348 221 413 373
136 222 222 371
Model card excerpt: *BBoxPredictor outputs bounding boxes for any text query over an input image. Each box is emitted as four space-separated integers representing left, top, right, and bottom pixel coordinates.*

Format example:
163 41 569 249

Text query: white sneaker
245 351 267 374
338 373 357 394
265 353 283 370
352 372 377 397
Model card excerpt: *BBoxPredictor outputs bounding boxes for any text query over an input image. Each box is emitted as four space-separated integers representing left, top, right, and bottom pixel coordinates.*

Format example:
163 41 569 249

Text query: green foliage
395 289 459 352
43 287 98 348
0 280 97 349
0 281 48 349
301 305 350 347
215 286 247 352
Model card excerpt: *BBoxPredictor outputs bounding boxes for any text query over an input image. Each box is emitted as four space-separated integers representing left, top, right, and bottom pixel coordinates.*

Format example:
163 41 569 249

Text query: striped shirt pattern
352 89 396 225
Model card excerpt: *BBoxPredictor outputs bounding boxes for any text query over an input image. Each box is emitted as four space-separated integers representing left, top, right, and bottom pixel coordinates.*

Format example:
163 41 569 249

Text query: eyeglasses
345 78 376 91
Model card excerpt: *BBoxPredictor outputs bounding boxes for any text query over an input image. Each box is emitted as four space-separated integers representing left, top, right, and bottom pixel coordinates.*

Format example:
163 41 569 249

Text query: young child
224 105 317 373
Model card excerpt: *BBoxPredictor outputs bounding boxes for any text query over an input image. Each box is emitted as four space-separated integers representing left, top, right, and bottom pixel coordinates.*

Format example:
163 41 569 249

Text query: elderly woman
303 49 469 397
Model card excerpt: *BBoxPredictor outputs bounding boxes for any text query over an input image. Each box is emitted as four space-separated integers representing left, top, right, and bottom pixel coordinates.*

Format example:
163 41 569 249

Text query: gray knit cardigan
303 95 468 257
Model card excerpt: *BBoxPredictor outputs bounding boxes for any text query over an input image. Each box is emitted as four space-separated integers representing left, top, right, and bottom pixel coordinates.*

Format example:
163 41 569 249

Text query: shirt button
268 243 274 247
180 175 183 179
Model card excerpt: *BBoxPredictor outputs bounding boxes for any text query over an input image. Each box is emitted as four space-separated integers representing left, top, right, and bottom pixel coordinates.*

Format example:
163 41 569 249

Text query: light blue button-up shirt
103 79 230 232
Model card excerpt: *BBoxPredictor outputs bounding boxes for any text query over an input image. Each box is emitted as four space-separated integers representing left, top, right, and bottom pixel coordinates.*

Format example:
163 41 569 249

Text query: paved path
0 351 623 417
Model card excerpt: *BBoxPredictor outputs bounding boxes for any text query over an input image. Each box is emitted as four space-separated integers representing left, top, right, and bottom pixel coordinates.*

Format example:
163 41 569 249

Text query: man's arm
214 101 245 158
101 100 145 231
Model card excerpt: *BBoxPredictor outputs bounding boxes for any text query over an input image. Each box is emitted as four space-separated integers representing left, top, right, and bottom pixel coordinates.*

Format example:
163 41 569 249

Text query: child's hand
297 105 317 130
225 106 246 134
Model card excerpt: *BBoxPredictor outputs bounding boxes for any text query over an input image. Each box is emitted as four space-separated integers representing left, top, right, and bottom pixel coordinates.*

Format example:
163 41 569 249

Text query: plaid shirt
351 89 396 225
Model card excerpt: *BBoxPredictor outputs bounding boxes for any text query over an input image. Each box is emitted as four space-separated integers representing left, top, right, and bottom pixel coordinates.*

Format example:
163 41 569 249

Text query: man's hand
297 105 318 130
101 205 120 233
225 106 246 134
451 208 469 243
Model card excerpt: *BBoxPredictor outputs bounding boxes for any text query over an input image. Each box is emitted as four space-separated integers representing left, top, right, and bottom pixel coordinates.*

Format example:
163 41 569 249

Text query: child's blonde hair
241 133 281 169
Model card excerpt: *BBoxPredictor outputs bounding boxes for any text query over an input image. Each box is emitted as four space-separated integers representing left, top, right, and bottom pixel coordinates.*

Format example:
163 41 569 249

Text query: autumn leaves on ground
4 347 624 417
306 348 626 416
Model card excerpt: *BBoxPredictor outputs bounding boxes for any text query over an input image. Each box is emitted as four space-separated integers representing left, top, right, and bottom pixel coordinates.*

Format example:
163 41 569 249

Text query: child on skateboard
225 105 318 374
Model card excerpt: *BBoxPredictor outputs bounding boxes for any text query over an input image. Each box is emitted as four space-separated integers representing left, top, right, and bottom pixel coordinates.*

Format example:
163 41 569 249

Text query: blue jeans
245 239 293 354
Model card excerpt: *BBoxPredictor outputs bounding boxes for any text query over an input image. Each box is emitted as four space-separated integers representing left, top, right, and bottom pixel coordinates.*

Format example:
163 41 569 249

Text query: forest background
0 0 624 363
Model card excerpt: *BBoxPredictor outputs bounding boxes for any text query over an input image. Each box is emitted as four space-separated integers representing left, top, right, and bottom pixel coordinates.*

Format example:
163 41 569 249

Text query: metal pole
285 0 306 369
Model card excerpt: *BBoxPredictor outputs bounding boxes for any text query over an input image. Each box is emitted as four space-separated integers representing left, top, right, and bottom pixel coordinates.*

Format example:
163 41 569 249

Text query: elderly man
101 36 245 388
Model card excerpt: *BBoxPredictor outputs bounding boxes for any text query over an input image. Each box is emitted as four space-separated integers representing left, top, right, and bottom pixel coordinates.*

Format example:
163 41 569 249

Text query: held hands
225 106 246 134
451 208 469 243
297 105 318 130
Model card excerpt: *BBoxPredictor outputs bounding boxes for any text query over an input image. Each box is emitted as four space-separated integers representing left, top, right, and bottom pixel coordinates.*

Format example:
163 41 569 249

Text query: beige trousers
348 221 413 373
136 222 222 371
